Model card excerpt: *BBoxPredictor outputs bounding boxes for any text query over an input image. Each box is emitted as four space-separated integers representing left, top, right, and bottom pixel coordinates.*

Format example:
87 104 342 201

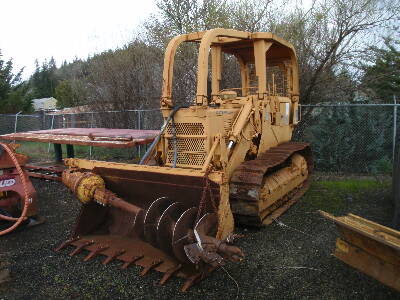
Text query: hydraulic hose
0 143 31 235
171 115 177 168
140 104 188 165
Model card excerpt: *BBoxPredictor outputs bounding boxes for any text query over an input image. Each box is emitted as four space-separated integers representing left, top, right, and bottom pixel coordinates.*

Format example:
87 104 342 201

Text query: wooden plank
338 226 400 266
334 238 400 291
320 211 400 251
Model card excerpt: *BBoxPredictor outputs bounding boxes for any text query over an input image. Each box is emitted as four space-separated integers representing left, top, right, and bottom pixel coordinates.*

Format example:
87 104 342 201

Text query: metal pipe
54 144 62 162
89 113 94 158
137 111 141 159
139 105 188 165
93 188 143 215
393 95 397 162
301 104 400 107
13 111 22 143
48 114 55 153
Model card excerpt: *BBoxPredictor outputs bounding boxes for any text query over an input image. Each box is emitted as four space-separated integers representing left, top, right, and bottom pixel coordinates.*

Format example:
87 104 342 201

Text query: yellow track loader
56 28 313 290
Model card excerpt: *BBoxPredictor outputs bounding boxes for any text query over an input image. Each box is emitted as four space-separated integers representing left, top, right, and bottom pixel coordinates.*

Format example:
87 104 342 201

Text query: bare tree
145 0 399 105
273 0 399 104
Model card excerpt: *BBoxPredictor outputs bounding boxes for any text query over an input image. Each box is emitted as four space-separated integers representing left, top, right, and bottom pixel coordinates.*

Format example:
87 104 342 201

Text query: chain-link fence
0 110 164 135
41 109 164 131
0 104 399 174
294 104 398 175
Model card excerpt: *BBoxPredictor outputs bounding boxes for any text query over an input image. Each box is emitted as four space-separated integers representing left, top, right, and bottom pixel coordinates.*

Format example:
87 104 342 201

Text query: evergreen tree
0 50 22 102
0 49 32 113
304 106 392 173
30 58 59 98
54 79 85 108
361 38 400 101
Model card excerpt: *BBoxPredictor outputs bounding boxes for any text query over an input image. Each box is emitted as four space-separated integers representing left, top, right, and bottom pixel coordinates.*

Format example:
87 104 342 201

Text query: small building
32 97 58 111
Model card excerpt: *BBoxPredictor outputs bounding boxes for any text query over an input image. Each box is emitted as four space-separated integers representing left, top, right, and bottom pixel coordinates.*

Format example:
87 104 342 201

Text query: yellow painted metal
64 158 226 184
76 175 105 204
62 169 105 204
230 154 308 222
64 28 307 242
321 211 400 291
259 154 308 213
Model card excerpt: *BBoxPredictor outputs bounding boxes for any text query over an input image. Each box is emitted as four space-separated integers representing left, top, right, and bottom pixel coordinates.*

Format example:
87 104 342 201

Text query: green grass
302 178 390 214
320 179 386 192
11 141 142 163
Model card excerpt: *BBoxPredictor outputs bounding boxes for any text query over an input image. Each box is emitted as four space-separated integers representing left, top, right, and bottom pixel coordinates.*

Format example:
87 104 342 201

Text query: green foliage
0 52 21 100
303 178 389 214
299 106 393 174
0 50 32 113
1 83 34 113
55 80 83 108
361 38 400 101
369 156 393 175
2 0 398 115
30 58 59 99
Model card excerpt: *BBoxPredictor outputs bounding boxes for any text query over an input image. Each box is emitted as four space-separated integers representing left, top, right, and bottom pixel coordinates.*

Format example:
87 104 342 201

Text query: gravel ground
1 176 399 300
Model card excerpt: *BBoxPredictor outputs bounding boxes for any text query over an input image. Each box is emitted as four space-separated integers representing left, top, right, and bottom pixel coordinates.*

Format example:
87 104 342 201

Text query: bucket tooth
121 254 144 270
69 240 94 256
102 249 126 265
83 245 109 262
55 237 79 252
181 267 217 292
159 264 182 285
181 272 202 292
140 259 163 276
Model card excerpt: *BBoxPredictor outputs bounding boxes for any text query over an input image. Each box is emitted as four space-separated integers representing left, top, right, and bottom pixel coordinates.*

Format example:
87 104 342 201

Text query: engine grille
165 122 206 168
167 138 206 152
166 152 206 167
166 123 204 135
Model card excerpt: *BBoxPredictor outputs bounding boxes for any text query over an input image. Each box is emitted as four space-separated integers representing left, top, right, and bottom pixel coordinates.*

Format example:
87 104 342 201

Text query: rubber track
230 142 313 226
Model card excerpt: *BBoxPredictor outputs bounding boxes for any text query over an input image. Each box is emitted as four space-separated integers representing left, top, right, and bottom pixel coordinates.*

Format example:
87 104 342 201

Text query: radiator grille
167 138 206 152
166 152 206 166
166 122 204 135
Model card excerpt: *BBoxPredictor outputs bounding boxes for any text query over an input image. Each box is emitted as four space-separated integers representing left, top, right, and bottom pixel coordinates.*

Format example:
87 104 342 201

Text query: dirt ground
1 175 399 300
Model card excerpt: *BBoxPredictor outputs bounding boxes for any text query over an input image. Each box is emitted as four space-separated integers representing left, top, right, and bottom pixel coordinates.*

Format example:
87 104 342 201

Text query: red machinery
0 143 43 235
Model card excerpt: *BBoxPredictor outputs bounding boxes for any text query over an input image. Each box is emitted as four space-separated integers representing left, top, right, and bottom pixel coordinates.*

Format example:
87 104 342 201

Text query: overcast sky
0 0 157 78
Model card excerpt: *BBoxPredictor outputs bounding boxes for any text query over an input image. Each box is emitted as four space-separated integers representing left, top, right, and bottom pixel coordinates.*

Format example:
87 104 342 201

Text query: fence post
393 95 397 162
41 110 46 129
89 112 94 159
48 114 55 153
13 111 22 143
137 110 142 158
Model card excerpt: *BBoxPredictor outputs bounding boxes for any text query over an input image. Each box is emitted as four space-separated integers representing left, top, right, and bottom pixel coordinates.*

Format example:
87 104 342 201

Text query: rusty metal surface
58 168 242 290
0 144 28 168
230 142 313 226
25 163 65 181
56 234 218 290
0 128 158 148
54 29 312 292
0 143 40 235
321 211 400 291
